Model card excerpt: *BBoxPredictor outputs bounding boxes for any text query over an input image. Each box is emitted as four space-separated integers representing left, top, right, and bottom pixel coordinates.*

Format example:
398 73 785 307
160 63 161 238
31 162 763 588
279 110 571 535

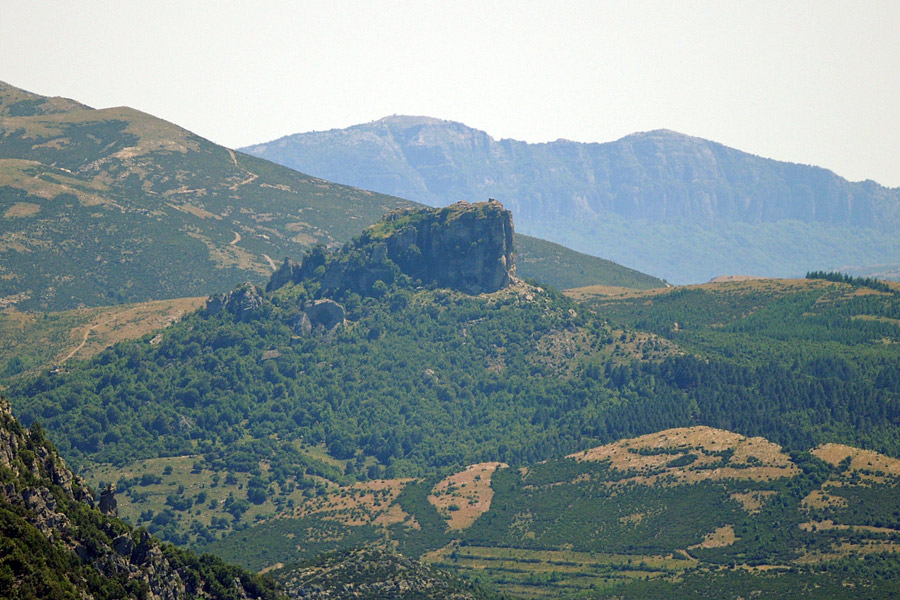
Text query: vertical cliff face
365 200 516 294
267 200 517 296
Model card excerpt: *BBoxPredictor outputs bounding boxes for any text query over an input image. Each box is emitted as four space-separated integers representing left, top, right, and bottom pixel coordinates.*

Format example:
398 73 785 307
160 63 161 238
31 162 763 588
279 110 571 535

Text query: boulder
306 299 345 331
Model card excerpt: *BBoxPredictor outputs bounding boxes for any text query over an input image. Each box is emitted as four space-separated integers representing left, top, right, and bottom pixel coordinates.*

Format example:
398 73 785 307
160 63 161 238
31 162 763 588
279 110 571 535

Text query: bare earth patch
569 426 798 485
689 525 737 549
3 202 41 218
428 462 507 530
812 443 900 477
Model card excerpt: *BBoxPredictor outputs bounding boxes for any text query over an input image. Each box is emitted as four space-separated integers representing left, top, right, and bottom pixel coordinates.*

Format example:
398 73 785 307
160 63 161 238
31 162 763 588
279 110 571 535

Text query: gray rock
267 257 302 292
112 533 134 557
205 283 265 321
306 299 345 331
292 312 313 335
99 483 117 516
379 200 516 294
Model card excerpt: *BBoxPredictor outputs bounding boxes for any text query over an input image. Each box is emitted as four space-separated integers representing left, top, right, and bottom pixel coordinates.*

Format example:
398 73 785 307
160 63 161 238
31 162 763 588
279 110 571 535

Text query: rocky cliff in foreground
0 396 282 600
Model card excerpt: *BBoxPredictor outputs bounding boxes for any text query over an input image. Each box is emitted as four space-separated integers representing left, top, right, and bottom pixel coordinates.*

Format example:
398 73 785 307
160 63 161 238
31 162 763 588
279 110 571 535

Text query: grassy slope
200 426 900 599
515 234 665 290
0 297 205 383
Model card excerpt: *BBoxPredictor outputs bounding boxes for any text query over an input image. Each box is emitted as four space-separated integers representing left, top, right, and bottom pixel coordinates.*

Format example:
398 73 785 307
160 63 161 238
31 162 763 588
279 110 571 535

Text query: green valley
4 201 900 597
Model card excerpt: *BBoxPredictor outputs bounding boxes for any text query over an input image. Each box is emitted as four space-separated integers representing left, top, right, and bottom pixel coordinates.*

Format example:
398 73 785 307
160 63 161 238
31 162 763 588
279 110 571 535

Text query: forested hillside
0 396 283 599
6 208 900 561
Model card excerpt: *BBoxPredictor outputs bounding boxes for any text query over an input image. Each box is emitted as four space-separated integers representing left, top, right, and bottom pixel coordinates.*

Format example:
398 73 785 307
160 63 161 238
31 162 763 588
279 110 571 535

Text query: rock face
0 397 280 600
98 483 117 516
267 200 516 296
292 299 346 336
306 299 345 331
372 200 516 294
205 283 265 321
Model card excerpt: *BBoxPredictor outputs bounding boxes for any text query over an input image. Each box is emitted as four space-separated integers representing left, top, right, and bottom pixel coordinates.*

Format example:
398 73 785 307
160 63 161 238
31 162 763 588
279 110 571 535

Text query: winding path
59 313 122 364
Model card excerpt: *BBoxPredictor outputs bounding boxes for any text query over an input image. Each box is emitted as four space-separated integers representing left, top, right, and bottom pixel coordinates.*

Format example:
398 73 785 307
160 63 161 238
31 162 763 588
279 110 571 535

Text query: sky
3 1 899 187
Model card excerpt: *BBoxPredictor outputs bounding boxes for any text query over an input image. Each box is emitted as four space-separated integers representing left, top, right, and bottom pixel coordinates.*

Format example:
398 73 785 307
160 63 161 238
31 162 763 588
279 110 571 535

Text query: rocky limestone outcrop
205 283 265 321
291 299 346 336
267 257 303 292
267 200 516 297
374 200 516 294
98 483 117 516
306 299 345 330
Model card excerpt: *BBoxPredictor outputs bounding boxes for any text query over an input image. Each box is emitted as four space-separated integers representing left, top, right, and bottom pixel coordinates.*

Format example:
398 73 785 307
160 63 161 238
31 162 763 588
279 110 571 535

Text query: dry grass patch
0 158 111 207
291 478 414 528
167 202 219 219
428 462 507 530
812 443 900 477
730 490 777 513
564 284 654 300
799 520 900 535
57 297 205 363
689 525 737 549
3 202 41 218
619 512 644 524
569 427 797 485
798 540 900 564
185 230 269 273
801 489 849 510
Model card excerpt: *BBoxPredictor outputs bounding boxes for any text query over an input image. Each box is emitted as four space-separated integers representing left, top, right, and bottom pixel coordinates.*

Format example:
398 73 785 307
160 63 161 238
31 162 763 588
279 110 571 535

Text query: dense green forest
204 423 900 598
11 262 900 472
9 256 900 490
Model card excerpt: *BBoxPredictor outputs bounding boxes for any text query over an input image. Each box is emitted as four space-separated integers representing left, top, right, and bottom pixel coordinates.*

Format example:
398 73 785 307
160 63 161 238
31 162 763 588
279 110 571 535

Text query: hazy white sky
3 1 899 187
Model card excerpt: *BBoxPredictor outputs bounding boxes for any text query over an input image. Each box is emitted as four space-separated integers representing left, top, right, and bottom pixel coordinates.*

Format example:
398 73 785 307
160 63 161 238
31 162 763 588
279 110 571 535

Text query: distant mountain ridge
242 116 900 283
0 82 663 310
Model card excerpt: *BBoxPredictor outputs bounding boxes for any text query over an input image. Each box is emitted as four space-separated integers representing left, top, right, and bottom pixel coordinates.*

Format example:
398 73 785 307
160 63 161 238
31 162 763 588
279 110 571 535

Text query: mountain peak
614 128 704 144
0 80 90 116
372 114 453 128
269 200 516 296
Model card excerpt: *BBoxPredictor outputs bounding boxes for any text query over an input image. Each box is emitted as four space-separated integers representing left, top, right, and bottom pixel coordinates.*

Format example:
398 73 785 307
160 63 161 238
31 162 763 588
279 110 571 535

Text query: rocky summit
269 200 516 296
367 199 516 294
